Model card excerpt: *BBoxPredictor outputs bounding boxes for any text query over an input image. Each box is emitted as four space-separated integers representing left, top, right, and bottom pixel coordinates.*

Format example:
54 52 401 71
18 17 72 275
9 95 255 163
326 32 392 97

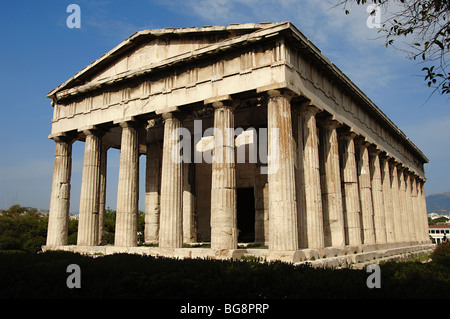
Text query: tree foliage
431 241 450 266
0 204 80 252
336 0 450 95
0 205 49 253
101 207 145 245
0 205 145 252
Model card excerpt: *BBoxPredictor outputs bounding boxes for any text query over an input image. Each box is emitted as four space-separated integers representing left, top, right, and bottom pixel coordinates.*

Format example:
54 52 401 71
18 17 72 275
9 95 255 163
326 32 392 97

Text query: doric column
380 156 396 243
418 180 430 242
411 176 420 241
77 128 104 246
319 118 345 247
397 165 409 241
145 139 161 245
267 90 298 251
115 121 139 247
369 147 387 244
159 112 183 248
390 161 403 241
46 135 74 247
254 166 268 245
356 138 375 244
183 161 196 244
405 172 416 242
339 132 362 246
210 100 237 250
98 145 108 245
297 104 324 249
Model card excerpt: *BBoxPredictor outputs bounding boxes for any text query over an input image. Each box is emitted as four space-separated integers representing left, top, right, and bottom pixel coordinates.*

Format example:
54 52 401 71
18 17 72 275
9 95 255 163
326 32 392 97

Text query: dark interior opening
237 187 255 242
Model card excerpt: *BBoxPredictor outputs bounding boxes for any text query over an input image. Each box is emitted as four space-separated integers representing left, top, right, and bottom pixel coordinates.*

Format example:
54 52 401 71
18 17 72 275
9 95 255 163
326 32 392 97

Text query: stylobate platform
42 242 435 268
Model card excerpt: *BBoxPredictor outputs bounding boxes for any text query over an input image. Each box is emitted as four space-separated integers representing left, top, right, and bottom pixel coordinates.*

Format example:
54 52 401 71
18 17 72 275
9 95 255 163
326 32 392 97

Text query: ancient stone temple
44 22 432 265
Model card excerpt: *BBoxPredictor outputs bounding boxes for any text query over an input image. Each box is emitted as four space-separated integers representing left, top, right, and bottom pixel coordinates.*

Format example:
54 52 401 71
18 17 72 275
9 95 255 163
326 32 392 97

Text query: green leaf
433 39 445 50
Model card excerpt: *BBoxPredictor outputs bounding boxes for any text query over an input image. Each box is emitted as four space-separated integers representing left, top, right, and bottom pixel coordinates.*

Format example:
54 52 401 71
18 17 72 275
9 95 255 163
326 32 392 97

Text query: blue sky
0 0 448 212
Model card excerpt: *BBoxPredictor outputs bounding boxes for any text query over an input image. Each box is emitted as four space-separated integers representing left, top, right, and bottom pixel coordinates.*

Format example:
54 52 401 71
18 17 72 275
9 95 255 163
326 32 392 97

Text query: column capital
298 102 321 115
354 136 370 148
368 145 382 156
388 157 399 166
113 116 138 129
204 95 240 113
266 88 296 101
379 152 392 162
204 94 232 106
49 132 76 144
162 111 185 123
212 99 239 111
79 125 107 138
379 156 388 164
411 171 421 180
396 163 406 171
318 116 341 129
339 130 357 140
404 170 413 179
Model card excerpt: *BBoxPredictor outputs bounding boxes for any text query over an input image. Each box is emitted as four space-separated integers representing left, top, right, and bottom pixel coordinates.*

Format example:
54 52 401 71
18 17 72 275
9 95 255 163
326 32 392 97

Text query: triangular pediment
47 23 285 98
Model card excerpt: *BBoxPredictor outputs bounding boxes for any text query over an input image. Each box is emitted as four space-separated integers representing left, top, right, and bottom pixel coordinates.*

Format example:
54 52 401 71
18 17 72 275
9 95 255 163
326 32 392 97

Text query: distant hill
426 191 450 214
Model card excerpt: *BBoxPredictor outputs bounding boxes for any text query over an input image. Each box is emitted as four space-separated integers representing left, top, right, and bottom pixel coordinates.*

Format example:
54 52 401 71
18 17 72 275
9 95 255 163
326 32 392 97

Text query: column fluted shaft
267 90 298 251
46 137 73 247
405 173 416 241
159 113 183 248
418 181 430 242
411 177 420 241
210 102 237 250
398 166 409 241
390 162 403 241
115 122 139 247
98 145 107 244
145 141 161 244
380 157 396 243
78 130 103 246
369 149 387 243
183 162 196 244
319 120 345 247
357 140 375 244
340 133 362 246
297 105 324 249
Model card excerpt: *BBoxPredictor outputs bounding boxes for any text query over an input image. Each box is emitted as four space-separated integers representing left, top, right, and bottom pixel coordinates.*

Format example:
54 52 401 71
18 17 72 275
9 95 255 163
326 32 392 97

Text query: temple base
41 242 434 268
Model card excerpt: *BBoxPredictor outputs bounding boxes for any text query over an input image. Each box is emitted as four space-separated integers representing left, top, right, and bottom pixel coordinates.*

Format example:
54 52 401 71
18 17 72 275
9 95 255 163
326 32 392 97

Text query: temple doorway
237 187 255 243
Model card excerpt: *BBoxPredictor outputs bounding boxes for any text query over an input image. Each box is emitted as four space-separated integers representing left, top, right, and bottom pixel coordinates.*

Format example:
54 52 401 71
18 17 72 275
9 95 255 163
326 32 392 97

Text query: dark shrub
431 242 450 267
23 236 46 253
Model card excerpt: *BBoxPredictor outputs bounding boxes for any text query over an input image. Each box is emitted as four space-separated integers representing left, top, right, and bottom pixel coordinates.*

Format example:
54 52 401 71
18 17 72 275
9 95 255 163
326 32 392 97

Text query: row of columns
46 89 429 251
